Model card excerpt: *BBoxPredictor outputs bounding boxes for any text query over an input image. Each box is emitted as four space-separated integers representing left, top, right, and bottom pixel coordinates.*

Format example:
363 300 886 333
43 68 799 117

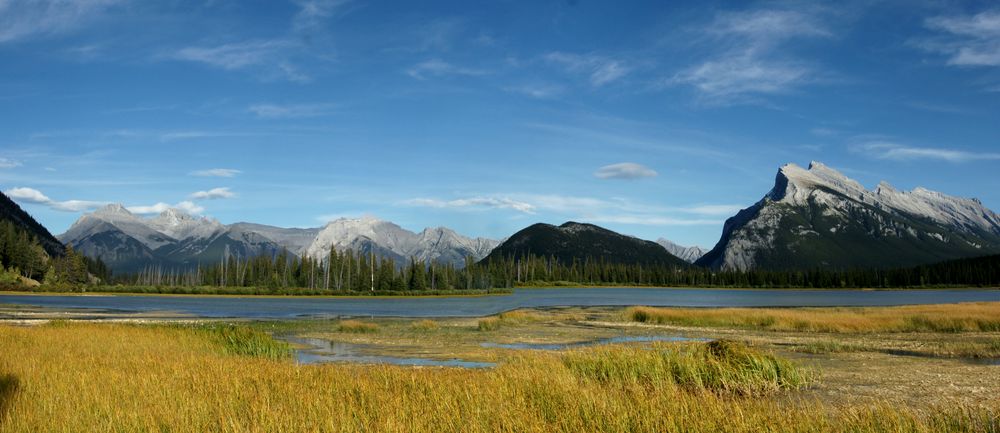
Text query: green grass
564 340 811 396
196 324 291 360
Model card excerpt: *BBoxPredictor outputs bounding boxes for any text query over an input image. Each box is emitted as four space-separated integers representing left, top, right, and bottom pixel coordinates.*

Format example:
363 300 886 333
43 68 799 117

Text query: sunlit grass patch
563 340 811 396
411 319 440 332
477 310 544 331
624 303 1000 333
197 324 291 359
336 319 379 333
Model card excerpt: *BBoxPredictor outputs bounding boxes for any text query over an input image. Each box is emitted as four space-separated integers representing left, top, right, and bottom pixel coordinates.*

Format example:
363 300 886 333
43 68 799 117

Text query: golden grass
0 323 997 432
410 319 440 332
477 310 545 331
336 319 379 333
625 302 1000 333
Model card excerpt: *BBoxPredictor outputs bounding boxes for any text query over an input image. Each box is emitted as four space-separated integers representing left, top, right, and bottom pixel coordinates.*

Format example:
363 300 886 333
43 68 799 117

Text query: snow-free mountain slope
0 190 65 257
482 222 689 267
655 239 706 263
696 161 1000 271
303 217 498 267
60 210 497 272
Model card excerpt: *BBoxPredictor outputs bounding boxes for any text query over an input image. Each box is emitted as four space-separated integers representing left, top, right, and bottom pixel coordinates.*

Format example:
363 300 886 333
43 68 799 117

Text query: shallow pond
481 335 707 350
281 336 495 368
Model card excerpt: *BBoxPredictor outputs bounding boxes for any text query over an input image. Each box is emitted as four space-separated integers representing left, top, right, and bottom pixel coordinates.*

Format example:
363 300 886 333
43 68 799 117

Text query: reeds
0 323 996 432
563 339 810 396
625 302 1000 333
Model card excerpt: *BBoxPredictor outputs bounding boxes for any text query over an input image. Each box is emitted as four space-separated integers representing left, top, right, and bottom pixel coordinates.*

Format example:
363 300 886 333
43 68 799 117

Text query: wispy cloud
504 83 566 99
403 197 536 214
190 168 241 178
292 0 352 33
0 158 22 169
406 59 487 79
4 187 106 212
852 141 1000 162
189 187 235 200
128 200 204 215
248 103 337 118
544 52 630 86
920 10 1000 67
668 8 832 105
167 39 310 82
0 0 123 44
678 204 743 216
594 163 658 180
403 193 738 227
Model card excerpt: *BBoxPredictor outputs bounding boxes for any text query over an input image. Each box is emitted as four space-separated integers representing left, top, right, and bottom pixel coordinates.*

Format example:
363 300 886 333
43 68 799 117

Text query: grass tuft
199 324 291 359
411 319 440 332
336 319 379 333
563 340 811 396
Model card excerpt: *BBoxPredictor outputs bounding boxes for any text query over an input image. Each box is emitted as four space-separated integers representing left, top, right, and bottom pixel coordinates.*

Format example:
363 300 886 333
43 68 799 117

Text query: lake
2 287 998 319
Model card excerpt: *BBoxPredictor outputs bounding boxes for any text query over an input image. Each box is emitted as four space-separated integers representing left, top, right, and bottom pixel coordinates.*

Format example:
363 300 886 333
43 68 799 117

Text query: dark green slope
482 222 688 267
0 190 65 257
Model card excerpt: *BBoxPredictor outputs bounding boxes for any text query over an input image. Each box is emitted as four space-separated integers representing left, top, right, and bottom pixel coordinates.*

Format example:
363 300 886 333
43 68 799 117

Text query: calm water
1 288 998 319
281 336 495 368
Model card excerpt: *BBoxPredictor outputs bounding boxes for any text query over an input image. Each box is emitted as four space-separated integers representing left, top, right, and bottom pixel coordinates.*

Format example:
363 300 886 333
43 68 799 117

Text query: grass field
624 303 1000 333
0 320 998 432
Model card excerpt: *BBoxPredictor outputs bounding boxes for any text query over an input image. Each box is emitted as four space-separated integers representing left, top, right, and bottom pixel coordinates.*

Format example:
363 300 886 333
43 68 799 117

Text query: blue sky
1 0 999 248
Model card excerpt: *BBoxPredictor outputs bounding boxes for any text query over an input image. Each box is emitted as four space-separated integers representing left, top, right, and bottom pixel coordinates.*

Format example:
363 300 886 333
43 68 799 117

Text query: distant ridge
482 221 689 267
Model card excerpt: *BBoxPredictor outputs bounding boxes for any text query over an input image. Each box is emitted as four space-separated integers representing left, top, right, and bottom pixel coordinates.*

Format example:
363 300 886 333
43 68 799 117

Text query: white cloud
668 8 831 104
168 40 308 82
504 83 566 99
128 201 204 215
406 59 487 79
852 141 1000 162
922 10 1000 67
190 187 235 200
4 187 106 212
248 103 337 118
402 192 741 224
292 0 351 33
544 52 630 87
404 197 536 214
594 162 658 180
0 0 123 44
679 204 744 216
0 157 22 168
190 168 242 178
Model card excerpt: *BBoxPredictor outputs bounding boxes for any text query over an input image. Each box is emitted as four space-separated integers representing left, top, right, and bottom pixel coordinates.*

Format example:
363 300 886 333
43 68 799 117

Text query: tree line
0 220 110 287
116 250 1000 292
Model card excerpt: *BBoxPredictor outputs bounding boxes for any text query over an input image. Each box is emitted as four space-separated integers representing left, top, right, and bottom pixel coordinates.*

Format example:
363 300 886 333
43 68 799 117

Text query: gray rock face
59 206 498 272
655 239 707 263
696 161 1000 271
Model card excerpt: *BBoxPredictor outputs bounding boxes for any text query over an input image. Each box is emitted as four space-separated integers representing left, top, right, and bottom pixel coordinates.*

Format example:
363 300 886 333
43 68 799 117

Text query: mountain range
40 160 1000 275
57 205 502 272
696 162 1000 270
